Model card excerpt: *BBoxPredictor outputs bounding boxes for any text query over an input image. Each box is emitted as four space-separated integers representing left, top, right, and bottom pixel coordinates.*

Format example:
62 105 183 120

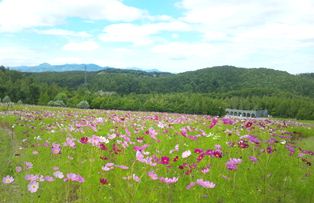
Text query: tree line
1 65 313 119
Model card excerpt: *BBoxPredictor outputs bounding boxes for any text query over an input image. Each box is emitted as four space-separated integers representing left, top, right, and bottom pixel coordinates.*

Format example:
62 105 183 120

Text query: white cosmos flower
182 150 191 158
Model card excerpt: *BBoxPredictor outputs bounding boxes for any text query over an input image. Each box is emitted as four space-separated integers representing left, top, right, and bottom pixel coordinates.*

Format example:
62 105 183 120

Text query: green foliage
76 100 90 109
48 100 66 107
0 66 313 119
2 96 11 103
17 100 23 104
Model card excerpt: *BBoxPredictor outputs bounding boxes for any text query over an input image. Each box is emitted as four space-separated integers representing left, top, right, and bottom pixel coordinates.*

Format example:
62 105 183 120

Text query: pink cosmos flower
201 166 210 174
241 135 260 144
44 176 55 182
16 166 22 173
51 143 61 154
28 181 39 193
133 144 149 151
170 144 179 154
102 163 115 171
159 177 178 184
25 162 33 169
186 182 196 190
196 179 216 188
249 156 258 163
194 148 203 154
226 158 242 171
136 151 157 166
132 174 140 182
180 127 188 137
53 171 64 179
90 135 101 146
148 128 159 142
25 174 37 182
64 137 76 148
222 117 234 125
115 165 129 170
2 175 14 184
148 171 158 180
64 173 84 183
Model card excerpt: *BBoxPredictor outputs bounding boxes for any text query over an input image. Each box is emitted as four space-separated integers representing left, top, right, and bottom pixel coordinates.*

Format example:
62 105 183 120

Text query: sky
0 0 313 74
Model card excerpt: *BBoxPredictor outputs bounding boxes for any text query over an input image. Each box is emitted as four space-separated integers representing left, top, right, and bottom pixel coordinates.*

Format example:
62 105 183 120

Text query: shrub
48 100 66 107
77 100 90 109
2 96 11 103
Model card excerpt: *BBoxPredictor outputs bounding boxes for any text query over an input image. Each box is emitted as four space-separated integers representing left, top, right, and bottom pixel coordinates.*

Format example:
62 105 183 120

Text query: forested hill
28 65 314 97
0 65 313 119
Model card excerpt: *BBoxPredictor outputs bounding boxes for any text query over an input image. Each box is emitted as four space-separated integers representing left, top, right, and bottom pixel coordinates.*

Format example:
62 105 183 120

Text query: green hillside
0 65 313 119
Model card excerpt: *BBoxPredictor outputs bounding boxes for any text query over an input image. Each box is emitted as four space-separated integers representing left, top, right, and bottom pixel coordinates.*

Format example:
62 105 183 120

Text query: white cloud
99 21 191 45
0 0 146 32
35 29 91 38
63 40 99 51
0 46 45 66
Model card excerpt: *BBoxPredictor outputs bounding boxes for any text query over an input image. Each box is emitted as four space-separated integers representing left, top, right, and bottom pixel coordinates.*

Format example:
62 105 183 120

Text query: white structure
225 108 268 118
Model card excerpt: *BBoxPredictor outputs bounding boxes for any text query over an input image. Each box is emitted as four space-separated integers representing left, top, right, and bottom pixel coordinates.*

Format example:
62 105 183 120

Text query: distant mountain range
9 63 161 73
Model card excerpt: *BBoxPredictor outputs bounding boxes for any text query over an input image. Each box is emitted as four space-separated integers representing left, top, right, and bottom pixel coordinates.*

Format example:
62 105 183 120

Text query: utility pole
84 65 87 86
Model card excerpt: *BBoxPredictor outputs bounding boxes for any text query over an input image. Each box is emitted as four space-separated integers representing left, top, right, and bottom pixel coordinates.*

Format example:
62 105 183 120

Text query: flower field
0 105 313 202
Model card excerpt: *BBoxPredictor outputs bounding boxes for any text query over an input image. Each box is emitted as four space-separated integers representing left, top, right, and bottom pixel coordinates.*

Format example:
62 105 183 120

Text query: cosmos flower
51 143 61 154
64 137 76 148
196 179 216 188
209 117 219 129
64 173 85 183
16 166 22 173
148 171 158 180
102 163 115 171
249 156 258 163
99 143 108 151
44 176 55 182
159 177 178 184
25 162 33 169
2 175 14 184
160 156 170 165
28 181 39 193
226 158 242 171
53 171 64 179
194 148 203 154
100 178 108 185
238 140 249 149
186 182 196 190
182 150 191 158
25 174 39 182
132 174 140 182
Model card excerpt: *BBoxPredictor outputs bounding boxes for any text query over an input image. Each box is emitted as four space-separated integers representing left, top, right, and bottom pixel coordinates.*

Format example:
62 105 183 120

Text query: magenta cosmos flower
160 156 170 165
100 178 108 185
80 137 89 144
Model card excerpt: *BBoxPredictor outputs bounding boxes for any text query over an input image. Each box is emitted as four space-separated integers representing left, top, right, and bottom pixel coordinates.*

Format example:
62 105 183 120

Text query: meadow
0 104 313 203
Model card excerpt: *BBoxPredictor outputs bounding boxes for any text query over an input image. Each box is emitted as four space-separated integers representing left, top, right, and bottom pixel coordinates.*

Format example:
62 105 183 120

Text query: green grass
0 104 313 202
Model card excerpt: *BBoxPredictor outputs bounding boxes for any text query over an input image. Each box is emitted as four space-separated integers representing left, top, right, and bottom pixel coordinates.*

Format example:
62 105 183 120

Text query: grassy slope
0 105 313 202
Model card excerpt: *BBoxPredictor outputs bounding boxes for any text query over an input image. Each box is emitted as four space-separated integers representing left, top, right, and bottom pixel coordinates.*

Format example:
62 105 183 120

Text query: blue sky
0 0 313 73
